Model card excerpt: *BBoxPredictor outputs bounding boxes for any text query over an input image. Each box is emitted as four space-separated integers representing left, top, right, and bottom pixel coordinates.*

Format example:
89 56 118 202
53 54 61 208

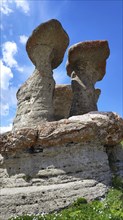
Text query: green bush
72 197 87 207
112 176 123 190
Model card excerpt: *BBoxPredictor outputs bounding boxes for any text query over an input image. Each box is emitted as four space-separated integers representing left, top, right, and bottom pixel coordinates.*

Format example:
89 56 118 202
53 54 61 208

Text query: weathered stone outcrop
66 40 110 116
1 19 122 220
0 112 123 219
13 83 72 128
53 84 73 120
106 143 123 178
13 19 69 129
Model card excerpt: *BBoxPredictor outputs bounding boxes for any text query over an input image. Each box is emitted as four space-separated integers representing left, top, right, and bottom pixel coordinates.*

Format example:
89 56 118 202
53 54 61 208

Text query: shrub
112 176 123 190
72 197 87 206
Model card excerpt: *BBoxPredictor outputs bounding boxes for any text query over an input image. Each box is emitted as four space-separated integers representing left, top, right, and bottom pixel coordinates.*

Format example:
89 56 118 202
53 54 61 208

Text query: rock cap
67 40 110 81
26 19 69 69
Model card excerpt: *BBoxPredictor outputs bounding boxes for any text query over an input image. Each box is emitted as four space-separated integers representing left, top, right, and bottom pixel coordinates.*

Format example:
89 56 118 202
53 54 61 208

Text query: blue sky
0 0 123 133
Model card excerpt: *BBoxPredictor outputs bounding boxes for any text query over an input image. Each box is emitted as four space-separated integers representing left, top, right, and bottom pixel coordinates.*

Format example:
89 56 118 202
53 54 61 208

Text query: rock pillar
66 40 110 116
13 19 69 129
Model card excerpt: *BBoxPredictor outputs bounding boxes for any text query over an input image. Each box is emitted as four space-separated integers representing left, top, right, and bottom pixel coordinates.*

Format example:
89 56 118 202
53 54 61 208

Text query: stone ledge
0 111 123 219
0 112 123 154
0 180 107 220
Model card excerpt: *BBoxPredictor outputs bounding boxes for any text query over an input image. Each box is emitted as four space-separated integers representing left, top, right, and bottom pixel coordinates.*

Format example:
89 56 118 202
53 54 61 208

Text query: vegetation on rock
9 186 123 220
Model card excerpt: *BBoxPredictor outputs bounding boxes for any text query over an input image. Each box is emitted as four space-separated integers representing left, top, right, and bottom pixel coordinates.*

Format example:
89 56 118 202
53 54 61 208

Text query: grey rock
53 84 73 120
13 82 72 129
26 19 69 70
0 112 123 219
13 69 55 128
13 19 69 129
106 143 123 178
1 112 123 152
0 180 107 220
66 40 110 116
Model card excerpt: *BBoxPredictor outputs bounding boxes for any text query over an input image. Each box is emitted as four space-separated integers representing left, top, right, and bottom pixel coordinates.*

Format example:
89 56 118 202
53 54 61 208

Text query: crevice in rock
105 144 123 178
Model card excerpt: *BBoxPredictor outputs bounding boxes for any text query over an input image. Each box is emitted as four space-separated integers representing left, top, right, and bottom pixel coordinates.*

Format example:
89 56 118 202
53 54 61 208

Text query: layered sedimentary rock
1 18 122 220
106 144 123 178
53 84 73 120
0 112 123 219
66 40 110 116
13 73 72 128
13 19 69 129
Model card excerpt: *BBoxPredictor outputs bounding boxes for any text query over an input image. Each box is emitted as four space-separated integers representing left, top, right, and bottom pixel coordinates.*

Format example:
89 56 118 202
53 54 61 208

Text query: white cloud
0 86 17 127
1 86 17 107
14 0 29 14
2 41 18 68
19 35 28 44
0 124 12 134
1 103 9 116
0 41 19 120
0 59 13 90
0 0 13 15
0 0 30 15
2 41 23 72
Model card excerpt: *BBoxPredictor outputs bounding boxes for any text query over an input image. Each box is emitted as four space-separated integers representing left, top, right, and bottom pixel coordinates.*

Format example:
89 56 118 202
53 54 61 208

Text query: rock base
0 143 110 219
1 181 107 219
0 112 123 219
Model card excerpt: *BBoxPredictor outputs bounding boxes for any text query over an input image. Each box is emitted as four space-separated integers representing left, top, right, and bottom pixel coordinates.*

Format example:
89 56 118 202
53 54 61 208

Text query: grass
9 187 123 220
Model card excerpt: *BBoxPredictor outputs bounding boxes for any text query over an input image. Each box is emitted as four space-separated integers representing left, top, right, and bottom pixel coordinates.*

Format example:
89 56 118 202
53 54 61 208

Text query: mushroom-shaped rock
66 40 110 116
67 40 110 82
26 19 69 73
13 19 69 129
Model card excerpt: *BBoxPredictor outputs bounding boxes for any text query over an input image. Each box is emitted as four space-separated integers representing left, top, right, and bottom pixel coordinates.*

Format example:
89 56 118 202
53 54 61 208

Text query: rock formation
66 40 110 116
0 112 123 219
13 19 69 129
53 84 73 120
1 19 123 220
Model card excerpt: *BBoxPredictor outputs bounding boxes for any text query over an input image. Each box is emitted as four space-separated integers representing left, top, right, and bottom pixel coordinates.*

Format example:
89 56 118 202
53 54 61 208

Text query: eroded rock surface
0 112 123 219
26 19 69 70
13 19 69 129
66 40 110 116
13 69 55 128
106 144 123 178
53 84 73 120
13 83 72 129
